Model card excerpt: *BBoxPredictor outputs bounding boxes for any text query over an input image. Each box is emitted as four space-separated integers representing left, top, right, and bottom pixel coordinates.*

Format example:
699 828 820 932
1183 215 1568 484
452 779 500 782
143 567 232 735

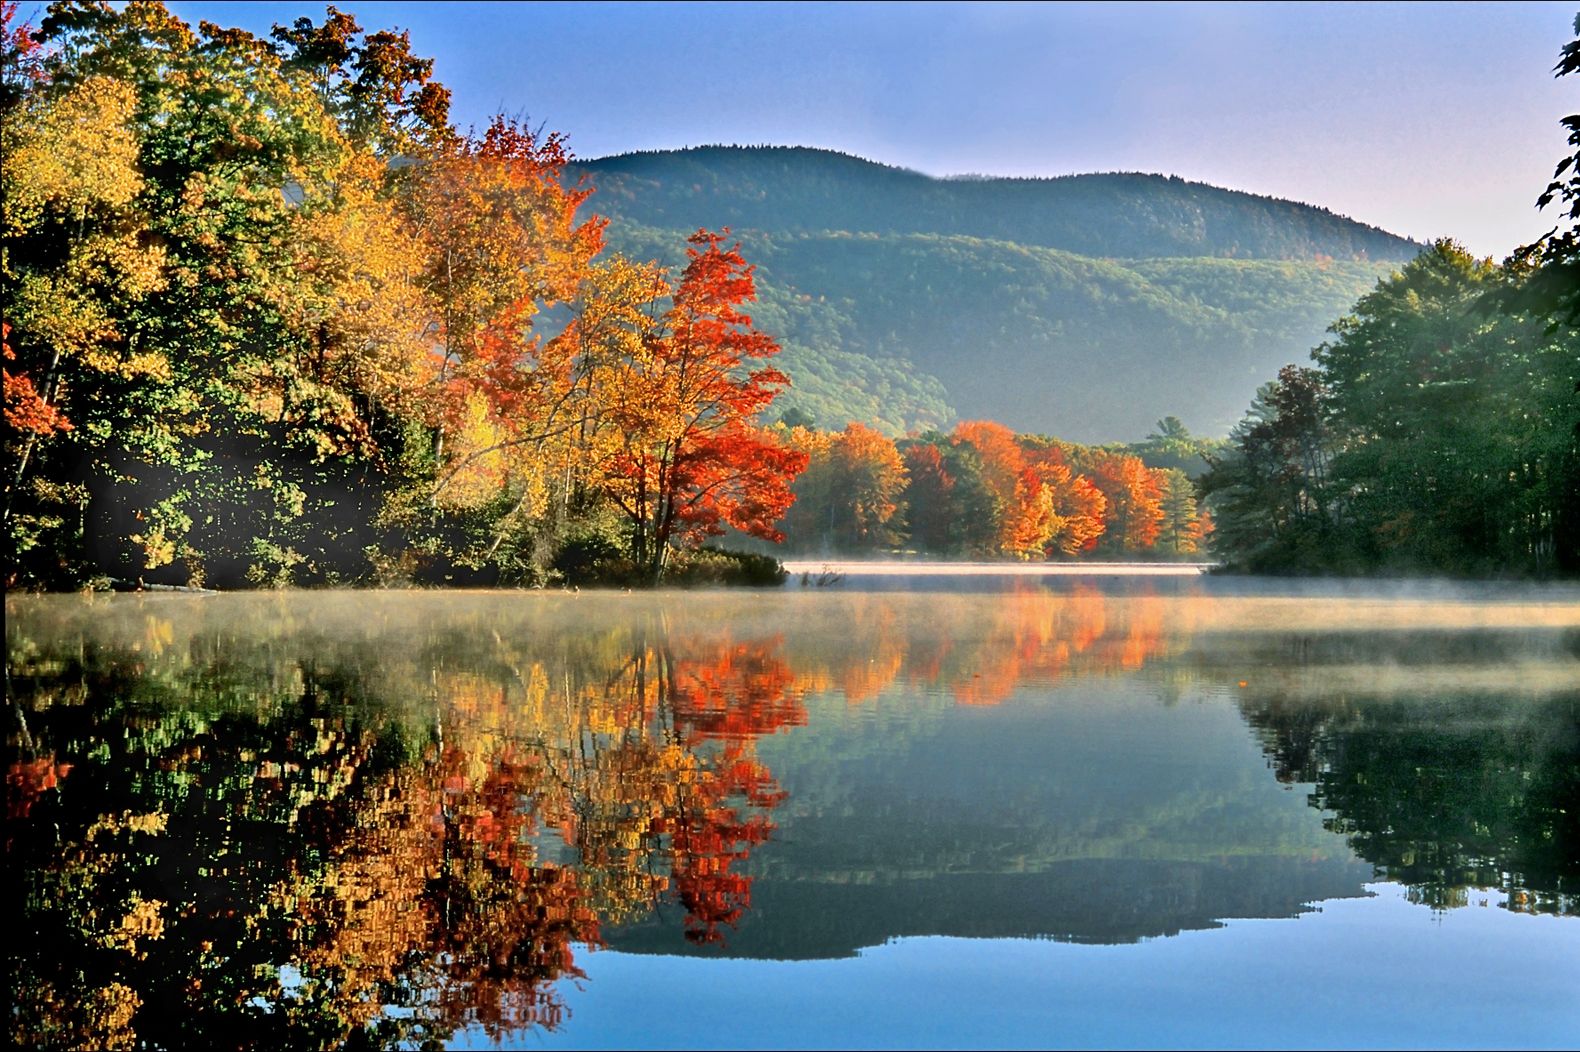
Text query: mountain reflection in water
6 586 1577 1049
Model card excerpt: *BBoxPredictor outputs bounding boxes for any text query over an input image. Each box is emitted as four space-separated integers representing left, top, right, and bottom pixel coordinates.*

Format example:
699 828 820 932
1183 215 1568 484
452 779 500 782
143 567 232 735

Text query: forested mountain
573 148 1424 439
576 146 1420 261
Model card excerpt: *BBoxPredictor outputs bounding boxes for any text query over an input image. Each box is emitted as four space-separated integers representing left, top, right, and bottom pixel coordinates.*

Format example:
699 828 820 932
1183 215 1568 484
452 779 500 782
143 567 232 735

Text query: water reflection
6 587 1578 1048
8 599 809 1047
1240 689 1577 914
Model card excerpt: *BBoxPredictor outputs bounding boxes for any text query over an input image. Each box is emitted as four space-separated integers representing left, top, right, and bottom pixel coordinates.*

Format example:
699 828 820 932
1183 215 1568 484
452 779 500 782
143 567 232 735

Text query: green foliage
1203 243 1580 576
1154 467 1204 555
552 531 625 585
669 547 790 587
559 545 786 589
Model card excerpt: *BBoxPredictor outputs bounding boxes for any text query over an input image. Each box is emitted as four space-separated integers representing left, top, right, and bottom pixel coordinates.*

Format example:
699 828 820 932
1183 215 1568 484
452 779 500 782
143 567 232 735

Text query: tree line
771 417 1216 560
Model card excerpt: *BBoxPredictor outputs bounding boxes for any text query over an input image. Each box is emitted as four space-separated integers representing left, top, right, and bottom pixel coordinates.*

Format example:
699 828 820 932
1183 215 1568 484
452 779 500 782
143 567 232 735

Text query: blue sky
145 1 1580 257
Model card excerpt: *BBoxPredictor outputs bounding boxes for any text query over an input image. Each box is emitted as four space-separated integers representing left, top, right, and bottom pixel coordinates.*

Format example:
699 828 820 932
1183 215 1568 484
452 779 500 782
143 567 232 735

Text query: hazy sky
152 1 1577 257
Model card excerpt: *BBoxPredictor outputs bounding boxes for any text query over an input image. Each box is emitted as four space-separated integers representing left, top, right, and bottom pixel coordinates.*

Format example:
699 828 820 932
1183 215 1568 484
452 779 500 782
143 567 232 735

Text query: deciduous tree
782 422 907 551
597 230 807 582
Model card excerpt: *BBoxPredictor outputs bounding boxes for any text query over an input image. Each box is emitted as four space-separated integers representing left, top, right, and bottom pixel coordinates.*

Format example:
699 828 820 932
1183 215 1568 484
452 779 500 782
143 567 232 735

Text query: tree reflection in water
1237 681 1577 916
7 604 806 1048
6 589 1577 1047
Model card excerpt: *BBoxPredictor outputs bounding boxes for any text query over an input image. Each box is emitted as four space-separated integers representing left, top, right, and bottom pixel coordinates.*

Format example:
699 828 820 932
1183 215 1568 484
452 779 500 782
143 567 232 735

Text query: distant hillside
573 147 1421 439
577 146 1421 263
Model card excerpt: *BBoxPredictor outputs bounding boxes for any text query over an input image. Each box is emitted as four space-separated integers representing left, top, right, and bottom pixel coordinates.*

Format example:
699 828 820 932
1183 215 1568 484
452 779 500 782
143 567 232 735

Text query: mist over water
7 579 1578 1049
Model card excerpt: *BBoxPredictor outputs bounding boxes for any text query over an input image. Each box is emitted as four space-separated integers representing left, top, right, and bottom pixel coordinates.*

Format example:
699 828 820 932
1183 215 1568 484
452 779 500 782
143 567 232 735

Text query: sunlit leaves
3 4 812 587
271 6 453 156
1 71 166 376
781 422 909 551
3 72 140 217
594 230 807 580
1071 448 1165 554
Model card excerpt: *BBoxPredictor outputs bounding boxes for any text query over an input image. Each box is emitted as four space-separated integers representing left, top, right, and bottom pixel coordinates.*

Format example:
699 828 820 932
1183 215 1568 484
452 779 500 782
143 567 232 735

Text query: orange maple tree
600 230 807 582
1077 449 1165 552
3 324 69 438
952 421 1024 499
781 422 908 551
1022 442 1108 556
402 116 605 508
951 423 1114 557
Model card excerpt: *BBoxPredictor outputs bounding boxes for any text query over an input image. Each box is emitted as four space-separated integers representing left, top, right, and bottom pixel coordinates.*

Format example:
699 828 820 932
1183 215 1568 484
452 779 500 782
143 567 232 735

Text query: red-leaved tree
601 230 807 582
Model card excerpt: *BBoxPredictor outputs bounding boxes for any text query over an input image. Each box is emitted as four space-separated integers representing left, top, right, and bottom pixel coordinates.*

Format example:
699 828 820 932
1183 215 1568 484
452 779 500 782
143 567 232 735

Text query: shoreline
784 560 1215 576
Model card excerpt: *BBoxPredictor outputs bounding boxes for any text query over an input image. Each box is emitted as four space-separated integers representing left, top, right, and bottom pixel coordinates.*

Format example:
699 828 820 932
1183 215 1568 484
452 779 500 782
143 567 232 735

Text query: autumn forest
3 3 1578 588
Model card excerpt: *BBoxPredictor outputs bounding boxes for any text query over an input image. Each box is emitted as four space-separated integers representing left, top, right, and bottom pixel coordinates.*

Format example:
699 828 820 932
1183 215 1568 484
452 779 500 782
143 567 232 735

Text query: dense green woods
1201 241 1579 576
1200 17 1580 577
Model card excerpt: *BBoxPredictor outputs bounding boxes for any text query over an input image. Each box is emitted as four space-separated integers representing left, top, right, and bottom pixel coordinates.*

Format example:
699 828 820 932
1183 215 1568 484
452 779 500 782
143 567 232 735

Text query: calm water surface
7 578 1578 1049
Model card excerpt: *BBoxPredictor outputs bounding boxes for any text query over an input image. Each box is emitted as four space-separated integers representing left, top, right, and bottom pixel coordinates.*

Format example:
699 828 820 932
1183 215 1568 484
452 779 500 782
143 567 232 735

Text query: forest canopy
1 1 817 588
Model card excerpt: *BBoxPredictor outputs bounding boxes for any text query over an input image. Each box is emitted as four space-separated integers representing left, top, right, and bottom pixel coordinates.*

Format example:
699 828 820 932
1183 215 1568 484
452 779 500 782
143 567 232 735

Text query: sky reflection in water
487 886 1576 1051
7 581 1578 1049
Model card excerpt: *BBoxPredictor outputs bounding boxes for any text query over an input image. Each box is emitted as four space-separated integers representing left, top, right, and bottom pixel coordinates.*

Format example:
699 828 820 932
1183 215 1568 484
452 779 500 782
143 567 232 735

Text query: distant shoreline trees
773 417 1217 561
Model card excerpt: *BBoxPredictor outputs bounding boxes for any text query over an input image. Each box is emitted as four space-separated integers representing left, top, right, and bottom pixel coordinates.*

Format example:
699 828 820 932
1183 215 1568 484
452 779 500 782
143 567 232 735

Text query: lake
7 575 1578 1049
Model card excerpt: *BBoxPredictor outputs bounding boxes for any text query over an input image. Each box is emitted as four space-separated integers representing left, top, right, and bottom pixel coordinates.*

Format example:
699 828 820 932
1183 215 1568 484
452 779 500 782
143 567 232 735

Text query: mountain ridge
573 145 1424 263
567 145 1420 440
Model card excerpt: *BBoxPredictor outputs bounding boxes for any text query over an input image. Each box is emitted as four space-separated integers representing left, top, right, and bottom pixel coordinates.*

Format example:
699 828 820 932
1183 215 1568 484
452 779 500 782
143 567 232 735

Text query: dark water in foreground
6 580 1578 1049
